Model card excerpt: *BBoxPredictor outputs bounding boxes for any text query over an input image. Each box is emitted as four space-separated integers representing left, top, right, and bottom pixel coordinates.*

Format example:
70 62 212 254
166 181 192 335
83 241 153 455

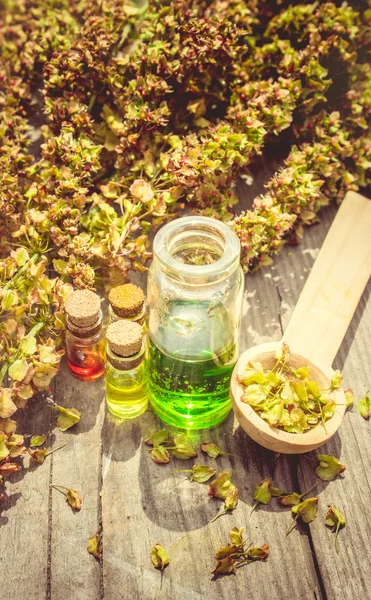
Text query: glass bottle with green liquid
147 216 244 430
105 320 148 419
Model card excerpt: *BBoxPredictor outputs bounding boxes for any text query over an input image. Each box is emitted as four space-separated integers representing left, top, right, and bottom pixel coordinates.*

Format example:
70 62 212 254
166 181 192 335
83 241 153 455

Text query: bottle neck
66 310 103 339
106 343 145 371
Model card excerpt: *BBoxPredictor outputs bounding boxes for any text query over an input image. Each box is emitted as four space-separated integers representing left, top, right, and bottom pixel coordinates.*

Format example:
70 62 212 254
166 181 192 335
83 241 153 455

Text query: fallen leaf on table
357 390 371 420
271 486 288 497
315 454 346 481
170 433 197 459
144 429 170 446
277 482 317 506
344 389 354 409
251 477 272 514
325 504 346 553
212 556 236 576
30 434 48 447
0 460 21 473
56 406 81 431
286 497 318 535
200 442 234 459
88 530 102 560
150 445 170 464
151 544 170 571
211 484 239 522
52 485 83 510
29 442 66 464
208 471 234 500
175 465 216 483
212 527 269 577
246 544 270 561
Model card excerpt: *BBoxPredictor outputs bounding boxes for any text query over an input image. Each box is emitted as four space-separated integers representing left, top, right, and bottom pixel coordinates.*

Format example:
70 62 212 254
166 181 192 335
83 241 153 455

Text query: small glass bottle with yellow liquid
105 320 148 419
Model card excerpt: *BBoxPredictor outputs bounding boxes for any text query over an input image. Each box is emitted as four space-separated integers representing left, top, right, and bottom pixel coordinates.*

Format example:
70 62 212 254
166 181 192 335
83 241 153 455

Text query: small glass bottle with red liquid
65 289 105 381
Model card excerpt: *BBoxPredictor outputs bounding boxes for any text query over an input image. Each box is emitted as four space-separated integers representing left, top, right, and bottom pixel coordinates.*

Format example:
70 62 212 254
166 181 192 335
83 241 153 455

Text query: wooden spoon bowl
231 192 371 454
231 341 346 454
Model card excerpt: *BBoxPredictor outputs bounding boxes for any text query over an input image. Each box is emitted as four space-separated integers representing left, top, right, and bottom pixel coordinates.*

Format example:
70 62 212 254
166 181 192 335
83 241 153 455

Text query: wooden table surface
1 203 371 600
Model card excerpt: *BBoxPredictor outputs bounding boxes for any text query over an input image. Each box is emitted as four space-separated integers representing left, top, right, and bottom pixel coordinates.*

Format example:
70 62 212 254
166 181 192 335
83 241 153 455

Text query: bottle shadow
135 409 341 533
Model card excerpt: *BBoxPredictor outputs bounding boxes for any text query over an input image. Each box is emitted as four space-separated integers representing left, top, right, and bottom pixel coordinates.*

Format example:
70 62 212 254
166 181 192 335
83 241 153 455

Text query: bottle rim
153 216 240 281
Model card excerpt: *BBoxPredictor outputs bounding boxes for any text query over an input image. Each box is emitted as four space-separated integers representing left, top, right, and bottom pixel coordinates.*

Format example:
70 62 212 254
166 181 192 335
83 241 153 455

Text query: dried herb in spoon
238 344 339 434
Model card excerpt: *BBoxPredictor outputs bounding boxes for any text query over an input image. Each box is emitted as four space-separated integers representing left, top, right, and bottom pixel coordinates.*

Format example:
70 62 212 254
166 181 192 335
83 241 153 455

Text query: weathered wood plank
49 360 105 600
0 392 51 597
272 205 371 600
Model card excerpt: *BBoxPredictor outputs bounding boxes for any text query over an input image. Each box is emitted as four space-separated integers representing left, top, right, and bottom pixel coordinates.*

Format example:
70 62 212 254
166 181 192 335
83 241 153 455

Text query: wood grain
0 392 52 597
50 360 105 600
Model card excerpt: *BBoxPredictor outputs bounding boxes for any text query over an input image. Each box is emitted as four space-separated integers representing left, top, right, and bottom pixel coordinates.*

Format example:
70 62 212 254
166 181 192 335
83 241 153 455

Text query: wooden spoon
231 192 371 454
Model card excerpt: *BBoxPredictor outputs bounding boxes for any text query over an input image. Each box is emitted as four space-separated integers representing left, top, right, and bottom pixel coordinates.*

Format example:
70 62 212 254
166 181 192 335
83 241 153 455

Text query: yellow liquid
106 362 148 419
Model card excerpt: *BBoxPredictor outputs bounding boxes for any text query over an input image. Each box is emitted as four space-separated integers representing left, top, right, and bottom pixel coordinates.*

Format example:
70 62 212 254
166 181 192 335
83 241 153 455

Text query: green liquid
148 339 234 430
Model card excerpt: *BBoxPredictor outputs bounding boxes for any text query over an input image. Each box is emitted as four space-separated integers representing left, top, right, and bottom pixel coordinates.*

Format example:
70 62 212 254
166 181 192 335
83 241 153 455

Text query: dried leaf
0 389 17 419
325 504 346 553
208 471 234 500
175 465 216 483
8 358 29 382
144 429 170 446
151 544 169 571
0 461 22 473
246 544 270 561
211 485 239 522
229 527 245 546
330 370 343 390
30 435 48 447
150 445 170 464
357 390 371 420
170 433 197 460
271 486 288 497
344 388 354 409
316 454 346 481
287 497 318 535
212 556 236 576
200 442 233 458
277 492 302 506
0 434 10 461
56 406 81 431
87 530 101 560
66 488 83 510
251 477 272 514
29 448 47 464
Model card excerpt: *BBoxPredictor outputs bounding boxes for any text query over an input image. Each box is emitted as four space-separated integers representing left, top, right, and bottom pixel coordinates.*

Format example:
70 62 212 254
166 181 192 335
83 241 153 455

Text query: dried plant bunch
0 0 370 485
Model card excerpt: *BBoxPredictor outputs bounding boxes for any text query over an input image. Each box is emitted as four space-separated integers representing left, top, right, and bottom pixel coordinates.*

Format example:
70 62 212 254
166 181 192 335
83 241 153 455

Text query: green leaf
212 556 236 576
246 544 270 561
208 471 234 500
151 544 169 571
182 465 216 483
344 388 354 409
144 429 170 446
150 445 170 464
315 454 346 481
171 433 197 460
251 477 272 513
87 530 101 560
8 358 28 382
325 504 346 553
228 527 245 546
357 390 371 420
55 406 82 431
292 497 318 523
30 435 48 447
330 370 343 390
20 336 37 355
200 442 233 459
0 434 10 461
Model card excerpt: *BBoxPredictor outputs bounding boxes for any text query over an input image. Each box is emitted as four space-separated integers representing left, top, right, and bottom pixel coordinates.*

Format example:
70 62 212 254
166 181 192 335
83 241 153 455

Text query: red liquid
68 348 105 381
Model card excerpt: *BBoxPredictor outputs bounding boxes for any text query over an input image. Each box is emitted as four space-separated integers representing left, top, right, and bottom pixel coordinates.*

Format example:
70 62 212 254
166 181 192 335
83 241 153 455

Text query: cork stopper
108 283 145 318
106 320 142 358
65 290 101 327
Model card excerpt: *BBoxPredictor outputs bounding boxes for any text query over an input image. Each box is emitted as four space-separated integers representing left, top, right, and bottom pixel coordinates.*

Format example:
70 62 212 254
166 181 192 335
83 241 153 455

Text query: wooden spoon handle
283 192 371 366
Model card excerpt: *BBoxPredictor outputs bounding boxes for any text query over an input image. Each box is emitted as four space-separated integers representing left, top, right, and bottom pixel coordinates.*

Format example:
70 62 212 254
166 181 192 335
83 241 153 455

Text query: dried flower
151 544 170 571
315 454 346 481
325 505 346 553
